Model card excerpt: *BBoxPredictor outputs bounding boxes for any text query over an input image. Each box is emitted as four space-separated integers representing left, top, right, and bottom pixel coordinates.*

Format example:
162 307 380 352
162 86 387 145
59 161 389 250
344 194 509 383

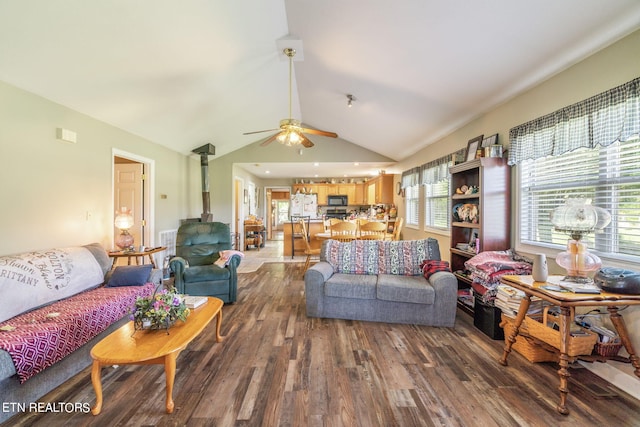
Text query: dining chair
290 215 310 259
359 221 387 240
330 221 358 242
299 218 320 275
323 218 342 232
355 218 369 234
385 217 404 240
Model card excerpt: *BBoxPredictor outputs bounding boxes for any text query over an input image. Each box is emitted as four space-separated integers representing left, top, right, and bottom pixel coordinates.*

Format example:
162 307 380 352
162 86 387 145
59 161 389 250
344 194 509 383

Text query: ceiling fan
243 47 338 148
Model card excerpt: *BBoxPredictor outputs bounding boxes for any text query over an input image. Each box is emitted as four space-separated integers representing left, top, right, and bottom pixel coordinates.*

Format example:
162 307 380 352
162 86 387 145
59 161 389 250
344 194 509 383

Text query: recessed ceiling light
265 170 271 174
313 162 319 166
354 162 359 166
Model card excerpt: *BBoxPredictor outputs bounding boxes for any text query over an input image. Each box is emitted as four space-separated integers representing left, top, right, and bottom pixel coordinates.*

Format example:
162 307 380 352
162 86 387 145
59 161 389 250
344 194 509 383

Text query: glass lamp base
555 239 601 283
115 230 134 250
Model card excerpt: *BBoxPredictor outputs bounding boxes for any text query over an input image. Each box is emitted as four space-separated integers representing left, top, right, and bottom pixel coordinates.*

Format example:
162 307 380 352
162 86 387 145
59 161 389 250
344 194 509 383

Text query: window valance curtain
420 149 465 185
401 167 420 189
508 76 640 166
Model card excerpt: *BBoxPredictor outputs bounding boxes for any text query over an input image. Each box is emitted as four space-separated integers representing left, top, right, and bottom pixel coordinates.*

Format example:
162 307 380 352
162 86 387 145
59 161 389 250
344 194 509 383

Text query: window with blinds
424 179 450 230
405 185 420 226
519 136 640 263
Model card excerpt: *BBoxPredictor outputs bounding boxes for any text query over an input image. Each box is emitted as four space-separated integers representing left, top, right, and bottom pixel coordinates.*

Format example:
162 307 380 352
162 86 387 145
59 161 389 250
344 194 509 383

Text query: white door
114 163 144 247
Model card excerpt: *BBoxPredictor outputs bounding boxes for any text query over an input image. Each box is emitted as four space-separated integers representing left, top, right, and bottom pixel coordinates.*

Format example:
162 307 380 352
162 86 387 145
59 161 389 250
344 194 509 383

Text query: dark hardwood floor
5 262 640 426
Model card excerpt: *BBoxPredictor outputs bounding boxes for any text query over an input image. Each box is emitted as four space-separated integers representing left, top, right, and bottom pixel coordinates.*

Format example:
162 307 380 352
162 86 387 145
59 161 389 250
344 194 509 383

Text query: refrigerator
290 193 318 219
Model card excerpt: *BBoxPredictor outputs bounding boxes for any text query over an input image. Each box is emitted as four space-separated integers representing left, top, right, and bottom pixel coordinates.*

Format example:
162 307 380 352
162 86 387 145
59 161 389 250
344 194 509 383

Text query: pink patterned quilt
0 283 154 383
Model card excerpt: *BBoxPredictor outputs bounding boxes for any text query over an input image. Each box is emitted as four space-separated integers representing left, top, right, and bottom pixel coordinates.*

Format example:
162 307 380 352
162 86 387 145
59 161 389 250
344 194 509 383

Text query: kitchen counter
283 218 399 257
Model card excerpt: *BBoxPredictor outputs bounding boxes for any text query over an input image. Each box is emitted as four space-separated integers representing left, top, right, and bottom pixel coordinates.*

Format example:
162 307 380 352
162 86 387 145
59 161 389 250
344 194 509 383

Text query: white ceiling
1 1 640 179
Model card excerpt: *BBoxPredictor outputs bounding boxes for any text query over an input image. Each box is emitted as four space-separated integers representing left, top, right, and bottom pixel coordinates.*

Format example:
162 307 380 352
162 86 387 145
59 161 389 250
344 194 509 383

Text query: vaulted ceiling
1 1 639 178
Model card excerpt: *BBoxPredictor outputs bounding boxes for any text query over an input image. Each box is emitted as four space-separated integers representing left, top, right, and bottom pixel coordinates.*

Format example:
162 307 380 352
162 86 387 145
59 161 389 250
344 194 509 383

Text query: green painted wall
0 80 200 255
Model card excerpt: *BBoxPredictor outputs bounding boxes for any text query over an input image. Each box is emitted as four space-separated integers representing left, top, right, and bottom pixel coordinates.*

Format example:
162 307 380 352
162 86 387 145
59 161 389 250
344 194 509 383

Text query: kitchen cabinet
335 184 356 203
292 182 361 205
365 175 394 204
292 179 395 206
316 185 329 205
353 183 365 205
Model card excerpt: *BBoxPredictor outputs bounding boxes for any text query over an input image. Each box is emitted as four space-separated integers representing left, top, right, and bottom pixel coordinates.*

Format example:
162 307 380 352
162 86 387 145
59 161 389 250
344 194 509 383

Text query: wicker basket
594 341 623 357
523 307 597 357
500 314 558 363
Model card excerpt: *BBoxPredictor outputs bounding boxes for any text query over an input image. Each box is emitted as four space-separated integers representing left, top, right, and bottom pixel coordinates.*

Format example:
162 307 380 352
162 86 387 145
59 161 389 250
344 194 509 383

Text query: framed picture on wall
465 135 483 162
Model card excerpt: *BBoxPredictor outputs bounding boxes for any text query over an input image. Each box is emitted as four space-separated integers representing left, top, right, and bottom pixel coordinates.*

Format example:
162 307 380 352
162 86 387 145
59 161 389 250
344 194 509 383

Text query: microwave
327 195 348 206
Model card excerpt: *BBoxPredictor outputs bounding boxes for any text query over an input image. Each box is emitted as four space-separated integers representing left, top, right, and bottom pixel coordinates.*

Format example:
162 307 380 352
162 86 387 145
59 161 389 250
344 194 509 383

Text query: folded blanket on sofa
0 283 154 383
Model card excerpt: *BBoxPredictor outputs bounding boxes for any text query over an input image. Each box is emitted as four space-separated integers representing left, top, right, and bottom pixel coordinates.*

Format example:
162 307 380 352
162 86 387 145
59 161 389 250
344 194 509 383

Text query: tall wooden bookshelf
449 157 510 314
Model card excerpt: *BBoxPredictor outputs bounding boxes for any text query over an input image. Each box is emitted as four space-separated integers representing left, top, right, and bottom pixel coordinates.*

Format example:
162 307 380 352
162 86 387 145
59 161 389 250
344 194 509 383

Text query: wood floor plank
4 262 640 427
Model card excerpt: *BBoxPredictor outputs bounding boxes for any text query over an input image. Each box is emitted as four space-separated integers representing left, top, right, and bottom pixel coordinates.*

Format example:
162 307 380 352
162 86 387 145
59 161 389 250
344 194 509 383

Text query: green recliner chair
170 222 241 303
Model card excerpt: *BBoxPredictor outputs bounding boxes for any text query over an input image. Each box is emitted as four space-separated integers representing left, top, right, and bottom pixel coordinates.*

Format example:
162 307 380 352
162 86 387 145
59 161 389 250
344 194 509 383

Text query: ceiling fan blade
299 127 338 138
300 134 315 148
259 132 281 147
243 128 279 135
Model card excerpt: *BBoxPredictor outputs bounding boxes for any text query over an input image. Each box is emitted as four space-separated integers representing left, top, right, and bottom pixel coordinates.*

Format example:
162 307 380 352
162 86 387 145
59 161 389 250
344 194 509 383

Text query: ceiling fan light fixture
347 94 356 108
277 130 302 146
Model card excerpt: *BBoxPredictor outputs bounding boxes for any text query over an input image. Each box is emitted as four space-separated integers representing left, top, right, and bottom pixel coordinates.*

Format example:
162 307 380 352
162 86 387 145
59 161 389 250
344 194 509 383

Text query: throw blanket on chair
214 250 245 267
0 284 154 383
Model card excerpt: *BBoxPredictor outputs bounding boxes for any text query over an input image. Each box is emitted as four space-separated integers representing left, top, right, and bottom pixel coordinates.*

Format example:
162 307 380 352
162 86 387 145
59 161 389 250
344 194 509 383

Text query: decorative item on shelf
481 134 502 158
484 145 503 158
455 203 479 223
550 198 611 284
455 185 479 195
452 203 463 221
131 286 190 334
114 207 134 250
465 135 484 162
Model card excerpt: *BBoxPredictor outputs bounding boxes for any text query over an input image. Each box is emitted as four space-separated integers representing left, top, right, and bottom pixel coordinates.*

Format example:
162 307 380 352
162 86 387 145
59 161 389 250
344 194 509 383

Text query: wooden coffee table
90 297 223 415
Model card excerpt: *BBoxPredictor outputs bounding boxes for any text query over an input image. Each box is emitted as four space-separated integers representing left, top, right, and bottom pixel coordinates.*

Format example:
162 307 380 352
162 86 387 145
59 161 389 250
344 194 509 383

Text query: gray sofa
304 238 457 327
0 243 160 423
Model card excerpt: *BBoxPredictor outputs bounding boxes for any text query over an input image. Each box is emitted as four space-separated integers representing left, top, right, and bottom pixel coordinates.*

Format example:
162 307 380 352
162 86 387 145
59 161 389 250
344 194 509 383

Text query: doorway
234 177 244 250
266 187 290 240
112 149 154 249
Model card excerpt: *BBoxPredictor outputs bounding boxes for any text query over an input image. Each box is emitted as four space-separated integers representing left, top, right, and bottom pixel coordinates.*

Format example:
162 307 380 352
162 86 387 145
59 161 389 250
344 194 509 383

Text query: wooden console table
498 275 640 415
108 246 166 269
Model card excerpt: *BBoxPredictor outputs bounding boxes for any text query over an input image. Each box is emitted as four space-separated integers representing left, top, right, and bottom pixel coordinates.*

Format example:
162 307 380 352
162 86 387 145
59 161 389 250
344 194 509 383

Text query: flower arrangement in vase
132 286 190 333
